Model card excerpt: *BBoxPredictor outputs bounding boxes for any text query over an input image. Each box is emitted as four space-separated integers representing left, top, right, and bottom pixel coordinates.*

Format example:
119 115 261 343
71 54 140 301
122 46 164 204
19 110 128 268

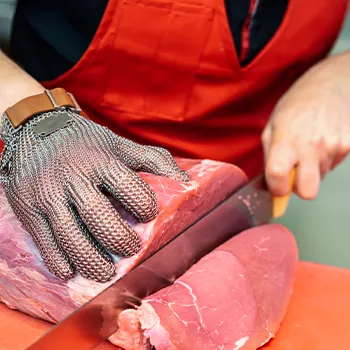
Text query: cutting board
1 261 350 350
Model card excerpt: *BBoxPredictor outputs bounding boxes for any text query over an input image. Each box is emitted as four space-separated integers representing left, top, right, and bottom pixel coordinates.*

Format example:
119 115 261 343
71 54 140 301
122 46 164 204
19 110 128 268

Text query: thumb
265 133 298 196
261 122 273 163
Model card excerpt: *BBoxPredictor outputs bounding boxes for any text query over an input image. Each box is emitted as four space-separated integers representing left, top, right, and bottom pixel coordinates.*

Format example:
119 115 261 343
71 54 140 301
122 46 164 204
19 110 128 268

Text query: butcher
0 1 349 282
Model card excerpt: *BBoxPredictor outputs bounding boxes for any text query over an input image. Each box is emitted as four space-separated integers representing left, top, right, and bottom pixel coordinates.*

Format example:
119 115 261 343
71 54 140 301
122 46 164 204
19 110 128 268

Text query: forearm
288 50 350 99
274 50 350 115
0 50 44 113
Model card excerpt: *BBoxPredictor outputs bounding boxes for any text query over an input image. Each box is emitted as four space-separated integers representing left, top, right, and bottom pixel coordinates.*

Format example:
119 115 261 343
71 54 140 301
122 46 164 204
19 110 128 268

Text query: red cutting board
263 261 350 350
0 261 350 350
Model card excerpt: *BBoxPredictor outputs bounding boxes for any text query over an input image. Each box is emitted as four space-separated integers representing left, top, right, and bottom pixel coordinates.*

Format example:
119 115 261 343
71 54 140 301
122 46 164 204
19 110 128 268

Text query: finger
319 134 340 176
143 146 190 181
0 172 7 185
47 204 116 283
99 161 159 222
261 123 273 163
265 140 298 196
319 143 333 179
114 137 190 182
294 157 321 200
19 207 75 280
331 151 349 170
331 134 350 170
67 179 141 258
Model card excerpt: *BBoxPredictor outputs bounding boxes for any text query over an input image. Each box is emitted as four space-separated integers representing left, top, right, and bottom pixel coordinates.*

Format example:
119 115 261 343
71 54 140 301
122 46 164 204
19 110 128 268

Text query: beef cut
111 224 298 350
0 159 246 323
0 158 298 349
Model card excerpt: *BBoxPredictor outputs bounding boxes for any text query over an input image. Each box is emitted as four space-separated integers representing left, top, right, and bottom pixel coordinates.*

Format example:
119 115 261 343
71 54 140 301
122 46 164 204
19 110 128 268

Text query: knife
26 171 290 350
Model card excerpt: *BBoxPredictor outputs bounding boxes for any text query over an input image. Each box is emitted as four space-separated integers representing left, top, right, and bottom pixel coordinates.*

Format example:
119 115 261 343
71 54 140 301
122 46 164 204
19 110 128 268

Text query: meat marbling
0 158 298 350
111 224 298 350
0 158 246 322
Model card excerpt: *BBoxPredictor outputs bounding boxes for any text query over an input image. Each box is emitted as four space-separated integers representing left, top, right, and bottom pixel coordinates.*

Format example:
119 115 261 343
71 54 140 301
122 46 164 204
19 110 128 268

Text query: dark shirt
10 0 288 82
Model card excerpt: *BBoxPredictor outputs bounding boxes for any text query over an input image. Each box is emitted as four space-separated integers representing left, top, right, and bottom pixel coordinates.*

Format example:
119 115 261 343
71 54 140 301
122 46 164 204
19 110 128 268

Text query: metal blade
26 173 272 350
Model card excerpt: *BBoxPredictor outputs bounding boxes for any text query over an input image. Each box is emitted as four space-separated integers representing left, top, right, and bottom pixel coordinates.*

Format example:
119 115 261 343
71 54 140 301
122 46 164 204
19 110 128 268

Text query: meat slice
111 224 298 350
0 158 247 323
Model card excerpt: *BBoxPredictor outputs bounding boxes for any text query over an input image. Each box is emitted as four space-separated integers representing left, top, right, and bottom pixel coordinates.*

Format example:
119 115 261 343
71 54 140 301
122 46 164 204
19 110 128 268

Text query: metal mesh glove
0 109 189 283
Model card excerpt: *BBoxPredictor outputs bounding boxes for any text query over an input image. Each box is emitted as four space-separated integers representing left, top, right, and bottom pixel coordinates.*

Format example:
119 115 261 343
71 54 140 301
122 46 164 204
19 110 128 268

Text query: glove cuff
3 88 83 129
1 88 88 141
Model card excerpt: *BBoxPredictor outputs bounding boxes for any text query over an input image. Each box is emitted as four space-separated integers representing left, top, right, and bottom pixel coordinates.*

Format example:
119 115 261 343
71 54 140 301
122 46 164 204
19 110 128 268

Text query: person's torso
9 0 348 178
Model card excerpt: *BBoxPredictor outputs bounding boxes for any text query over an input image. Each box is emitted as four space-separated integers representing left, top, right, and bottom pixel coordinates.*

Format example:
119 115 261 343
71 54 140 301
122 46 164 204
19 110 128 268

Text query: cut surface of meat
0 158 247 324
2 261 350 350
111 224 298 350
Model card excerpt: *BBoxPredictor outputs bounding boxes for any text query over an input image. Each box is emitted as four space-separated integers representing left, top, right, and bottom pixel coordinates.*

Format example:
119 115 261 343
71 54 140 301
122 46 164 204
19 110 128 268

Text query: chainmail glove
0 109 189 283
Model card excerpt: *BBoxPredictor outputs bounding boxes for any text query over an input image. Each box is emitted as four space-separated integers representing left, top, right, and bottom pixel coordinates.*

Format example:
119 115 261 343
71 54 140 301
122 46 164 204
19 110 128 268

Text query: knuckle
308 135 323 150
306 136 323 148
325 137 339 153
39 197 66 221
267 163 288 179
341 135 350 152
149 145 172 160
162 149 172 158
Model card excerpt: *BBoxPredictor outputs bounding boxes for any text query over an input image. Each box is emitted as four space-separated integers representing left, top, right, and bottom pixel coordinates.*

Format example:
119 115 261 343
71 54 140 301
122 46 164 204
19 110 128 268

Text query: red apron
42 0 347 179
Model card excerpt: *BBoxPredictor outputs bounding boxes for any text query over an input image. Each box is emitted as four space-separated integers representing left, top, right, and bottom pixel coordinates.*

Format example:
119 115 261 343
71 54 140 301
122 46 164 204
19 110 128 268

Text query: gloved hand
0 109 189 283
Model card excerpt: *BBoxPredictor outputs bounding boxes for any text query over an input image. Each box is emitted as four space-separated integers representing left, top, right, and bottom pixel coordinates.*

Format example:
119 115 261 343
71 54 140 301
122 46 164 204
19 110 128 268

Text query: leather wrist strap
4 88 85 129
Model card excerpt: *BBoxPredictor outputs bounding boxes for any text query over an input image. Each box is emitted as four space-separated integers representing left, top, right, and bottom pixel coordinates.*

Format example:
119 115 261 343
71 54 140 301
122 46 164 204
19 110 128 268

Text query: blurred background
0 1 350 267
0 0 15 49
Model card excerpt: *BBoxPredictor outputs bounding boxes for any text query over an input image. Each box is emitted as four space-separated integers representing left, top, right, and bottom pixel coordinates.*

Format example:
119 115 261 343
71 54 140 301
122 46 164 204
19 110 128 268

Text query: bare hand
262 55 350 199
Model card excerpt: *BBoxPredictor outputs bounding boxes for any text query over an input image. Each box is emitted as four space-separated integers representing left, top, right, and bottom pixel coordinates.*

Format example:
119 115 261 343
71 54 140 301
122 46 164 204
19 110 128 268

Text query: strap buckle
44 89 82 113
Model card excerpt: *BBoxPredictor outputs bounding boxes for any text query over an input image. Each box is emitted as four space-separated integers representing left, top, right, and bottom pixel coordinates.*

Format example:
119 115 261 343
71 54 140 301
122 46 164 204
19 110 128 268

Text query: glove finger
67 180 141 258
98 161 158 222
47 203 116 283
144 146 190 181
114 137 189 182
0 173 7 185
19 208 74 280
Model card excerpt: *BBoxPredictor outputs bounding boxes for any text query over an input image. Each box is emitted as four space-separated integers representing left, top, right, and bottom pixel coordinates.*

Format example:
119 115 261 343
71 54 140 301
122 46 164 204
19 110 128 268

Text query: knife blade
26 172 272 350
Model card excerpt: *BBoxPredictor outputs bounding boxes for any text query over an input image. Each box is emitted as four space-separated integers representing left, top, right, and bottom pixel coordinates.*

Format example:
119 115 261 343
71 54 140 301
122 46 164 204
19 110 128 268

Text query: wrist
1 88 84 142
1 85 45 115
0 86 45 141
0 51 45 114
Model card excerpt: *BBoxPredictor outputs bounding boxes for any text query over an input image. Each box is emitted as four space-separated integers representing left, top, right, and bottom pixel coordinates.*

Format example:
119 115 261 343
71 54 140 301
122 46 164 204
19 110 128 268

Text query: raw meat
0 158 247 323
111 224 298 350
4 260 350 350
